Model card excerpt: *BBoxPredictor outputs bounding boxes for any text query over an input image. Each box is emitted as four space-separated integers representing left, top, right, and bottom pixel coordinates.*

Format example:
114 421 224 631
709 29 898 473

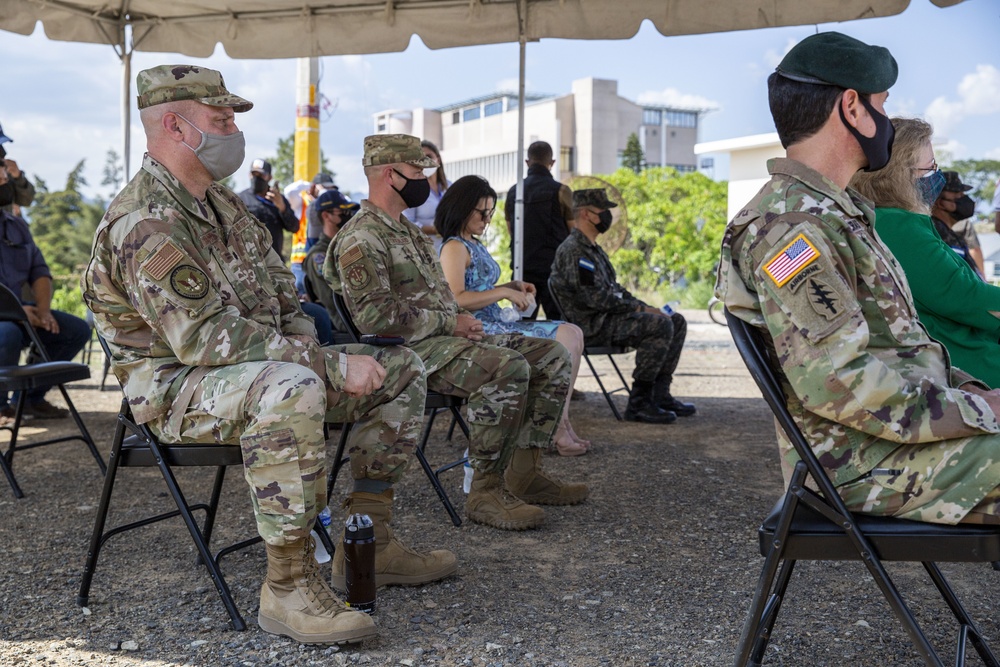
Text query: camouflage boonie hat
136 65 253 112
572 188 618 209
362 134 438 168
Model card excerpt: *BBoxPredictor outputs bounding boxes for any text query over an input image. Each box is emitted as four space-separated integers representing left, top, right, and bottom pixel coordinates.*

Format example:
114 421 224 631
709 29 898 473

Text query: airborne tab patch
144 240 184 280
764 234 819 287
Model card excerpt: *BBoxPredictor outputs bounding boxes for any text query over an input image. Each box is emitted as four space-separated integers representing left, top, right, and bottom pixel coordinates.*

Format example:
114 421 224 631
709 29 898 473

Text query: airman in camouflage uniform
83 65 455 647
302 189 358 334
550 188 695 424
717 32 1000 526
323 133 588 532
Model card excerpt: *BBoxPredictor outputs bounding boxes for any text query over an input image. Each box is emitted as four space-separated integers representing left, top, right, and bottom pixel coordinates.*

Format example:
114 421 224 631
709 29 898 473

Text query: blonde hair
849 117 933 215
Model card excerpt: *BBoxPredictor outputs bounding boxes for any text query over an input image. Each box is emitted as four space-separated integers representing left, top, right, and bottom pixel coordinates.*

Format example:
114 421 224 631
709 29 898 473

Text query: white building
695 133 785 221
373 77 708 193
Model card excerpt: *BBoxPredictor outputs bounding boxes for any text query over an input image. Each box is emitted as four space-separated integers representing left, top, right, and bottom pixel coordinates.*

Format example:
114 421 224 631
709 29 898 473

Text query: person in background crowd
403 140 448 252
930 170 982 277
505 140 574 321
0 122 36 215
551 188 694 425
0 159 89 427
851 117 1000 388
303 188 358 334
436 175 591 456
238 158 299 259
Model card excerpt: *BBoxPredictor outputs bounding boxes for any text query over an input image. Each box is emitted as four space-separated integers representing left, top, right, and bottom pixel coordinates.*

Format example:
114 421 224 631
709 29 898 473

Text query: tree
266 132 334 187
621 133 645 174
602 166 728 292
101 148 123 197
29 160 105 276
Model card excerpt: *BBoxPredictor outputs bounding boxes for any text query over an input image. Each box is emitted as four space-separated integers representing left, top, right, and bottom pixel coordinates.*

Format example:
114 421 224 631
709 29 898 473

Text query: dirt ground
2 307 999 666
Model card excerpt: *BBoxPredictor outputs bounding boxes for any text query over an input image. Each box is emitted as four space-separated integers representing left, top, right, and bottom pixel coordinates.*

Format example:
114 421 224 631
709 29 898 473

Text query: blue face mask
917 169 946 206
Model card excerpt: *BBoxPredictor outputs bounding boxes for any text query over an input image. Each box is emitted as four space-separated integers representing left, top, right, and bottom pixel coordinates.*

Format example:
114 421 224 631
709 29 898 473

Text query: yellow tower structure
290 57 321 275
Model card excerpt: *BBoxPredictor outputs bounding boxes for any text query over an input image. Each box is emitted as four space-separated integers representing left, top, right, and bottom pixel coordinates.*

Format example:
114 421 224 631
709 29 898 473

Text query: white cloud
925 64 1000 136
636 87 718 110
987 146 1000 160
762 38 798 70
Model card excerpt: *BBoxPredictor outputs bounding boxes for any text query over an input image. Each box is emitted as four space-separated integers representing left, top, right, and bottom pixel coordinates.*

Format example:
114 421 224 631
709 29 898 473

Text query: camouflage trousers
149 344 426 546
591 311 687 384
836 434 1000 525
410 333 571 475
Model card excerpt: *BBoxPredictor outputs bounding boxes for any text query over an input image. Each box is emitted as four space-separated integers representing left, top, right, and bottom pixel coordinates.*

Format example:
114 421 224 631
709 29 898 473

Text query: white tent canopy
0 0 964 278
0 0 961 58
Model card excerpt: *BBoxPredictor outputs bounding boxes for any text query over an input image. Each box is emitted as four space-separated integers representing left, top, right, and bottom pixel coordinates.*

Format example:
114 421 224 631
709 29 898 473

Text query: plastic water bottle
343 513 376 613
500 306 520 323
661 300 681 316
312 505 333 564
462 448 473 494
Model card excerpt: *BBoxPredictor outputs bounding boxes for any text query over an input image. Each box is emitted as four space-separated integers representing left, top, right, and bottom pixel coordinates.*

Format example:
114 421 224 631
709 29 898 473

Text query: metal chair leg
585 353 623 421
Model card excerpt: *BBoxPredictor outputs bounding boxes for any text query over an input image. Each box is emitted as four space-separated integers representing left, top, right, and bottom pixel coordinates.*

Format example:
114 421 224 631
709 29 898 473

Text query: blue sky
0 0 997 202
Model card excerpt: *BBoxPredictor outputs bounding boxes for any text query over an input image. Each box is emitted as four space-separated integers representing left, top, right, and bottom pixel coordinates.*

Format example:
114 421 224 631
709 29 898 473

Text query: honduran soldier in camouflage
83 65 456 646
323 133 588 532
550 188 695 424
716 32 1000 526
303 188 358 334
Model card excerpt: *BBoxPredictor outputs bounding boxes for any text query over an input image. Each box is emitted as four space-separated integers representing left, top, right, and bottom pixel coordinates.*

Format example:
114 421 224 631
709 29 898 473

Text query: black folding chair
79 335 333 630
547 277 631 420
0 283 104 498
726 308 1000 667
330 292 469 526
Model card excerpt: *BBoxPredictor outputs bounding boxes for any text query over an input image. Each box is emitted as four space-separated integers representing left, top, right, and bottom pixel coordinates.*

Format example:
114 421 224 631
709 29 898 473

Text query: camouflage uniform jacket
83 154 345 425
716 157 999 486
549 228 645 338
324 200 468 342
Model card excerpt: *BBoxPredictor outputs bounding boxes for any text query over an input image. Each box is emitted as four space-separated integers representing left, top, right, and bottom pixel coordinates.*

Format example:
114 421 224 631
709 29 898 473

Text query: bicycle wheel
707 297 727 326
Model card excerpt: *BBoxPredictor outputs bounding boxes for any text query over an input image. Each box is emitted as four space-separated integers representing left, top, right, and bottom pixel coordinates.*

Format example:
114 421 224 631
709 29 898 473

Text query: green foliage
50 283 88 319
267 132 334 187
27 160 105 276
621 133 645 174
101 149 123 198
602 167 727 296
946 159 1000 208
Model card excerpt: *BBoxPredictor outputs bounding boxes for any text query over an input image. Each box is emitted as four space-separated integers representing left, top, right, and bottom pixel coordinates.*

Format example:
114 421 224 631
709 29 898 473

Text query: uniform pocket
242 428 306 516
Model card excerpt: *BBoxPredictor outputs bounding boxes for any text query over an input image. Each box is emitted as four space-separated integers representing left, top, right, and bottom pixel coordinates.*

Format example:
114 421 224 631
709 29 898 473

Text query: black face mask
252 175 270 196
951 195 977 221
839 95 895 172
594 209 613 234
0 183 14 208
392 169 431 209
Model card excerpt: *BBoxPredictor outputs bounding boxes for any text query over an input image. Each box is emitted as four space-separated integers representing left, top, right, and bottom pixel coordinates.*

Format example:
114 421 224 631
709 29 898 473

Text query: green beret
137 65 253 112
572 188 617 210
776 31 897 94
362 134 438 168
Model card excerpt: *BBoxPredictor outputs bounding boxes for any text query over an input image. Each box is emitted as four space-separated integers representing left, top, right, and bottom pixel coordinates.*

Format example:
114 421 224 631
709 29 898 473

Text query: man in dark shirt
505 141 574 320
238 158 299 260
0 163 90 425
0 122 36 215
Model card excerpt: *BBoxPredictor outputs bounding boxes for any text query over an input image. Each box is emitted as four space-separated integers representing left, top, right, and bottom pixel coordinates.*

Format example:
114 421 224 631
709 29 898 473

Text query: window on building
560 146 575 173
642 108 662 126
664 111 697 128
484 100 503 117
377 122 386 132
463 106 481 122
452 111 460 124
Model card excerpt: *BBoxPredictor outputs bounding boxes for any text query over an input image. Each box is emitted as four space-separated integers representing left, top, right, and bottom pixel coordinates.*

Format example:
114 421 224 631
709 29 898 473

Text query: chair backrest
0 283 53 361
332 291 362 344
546 276 568 321
725 308 851 513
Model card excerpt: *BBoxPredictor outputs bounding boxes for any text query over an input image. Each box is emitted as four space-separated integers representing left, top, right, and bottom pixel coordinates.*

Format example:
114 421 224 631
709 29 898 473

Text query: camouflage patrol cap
136 65 253 112
572 188 618 210
776 32 897 94
362 134 438 168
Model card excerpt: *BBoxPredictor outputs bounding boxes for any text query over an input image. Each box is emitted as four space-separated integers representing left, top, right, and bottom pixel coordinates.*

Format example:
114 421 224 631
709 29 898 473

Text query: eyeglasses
911 160 938 174
475 207 495 220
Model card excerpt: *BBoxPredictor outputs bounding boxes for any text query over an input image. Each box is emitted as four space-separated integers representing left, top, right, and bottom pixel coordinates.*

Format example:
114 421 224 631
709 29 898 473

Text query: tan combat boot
465 470 545 530
331 489 458 591
258 539 376 645
505 447 589 506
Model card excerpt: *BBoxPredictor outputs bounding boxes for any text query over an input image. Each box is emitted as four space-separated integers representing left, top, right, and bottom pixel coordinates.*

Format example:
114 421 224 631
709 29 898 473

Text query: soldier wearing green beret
324 133 588 535
84 65 458 646
717 32 1000 526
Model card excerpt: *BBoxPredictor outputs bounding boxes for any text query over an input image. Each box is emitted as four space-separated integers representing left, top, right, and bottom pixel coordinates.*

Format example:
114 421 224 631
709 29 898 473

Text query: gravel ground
3 308 1000 666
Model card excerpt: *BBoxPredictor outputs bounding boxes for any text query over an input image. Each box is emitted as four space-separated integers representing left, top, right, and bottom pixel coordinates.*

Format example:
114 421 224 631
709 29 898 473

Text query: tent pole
120 30 132 181
513 0 527 283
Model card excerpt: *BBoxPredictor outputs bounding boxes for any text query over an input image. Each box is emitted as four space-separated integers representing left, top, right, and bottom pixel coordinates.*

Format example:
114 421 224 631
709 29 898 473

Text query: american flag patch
143 240 184 280
339 245 363 268
763 234 819 287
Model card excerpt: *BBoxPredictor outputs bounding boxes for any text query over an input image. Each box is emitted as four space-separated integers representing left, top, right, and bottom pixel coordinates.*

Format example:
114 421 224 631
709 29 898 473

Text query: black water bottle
343 513 376 613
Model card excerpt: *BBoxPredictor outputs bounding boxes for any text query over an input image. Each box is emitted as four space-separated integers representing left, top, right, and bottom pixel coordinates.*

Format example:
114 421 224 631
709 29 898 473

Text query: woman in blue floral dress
436 176 589 456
